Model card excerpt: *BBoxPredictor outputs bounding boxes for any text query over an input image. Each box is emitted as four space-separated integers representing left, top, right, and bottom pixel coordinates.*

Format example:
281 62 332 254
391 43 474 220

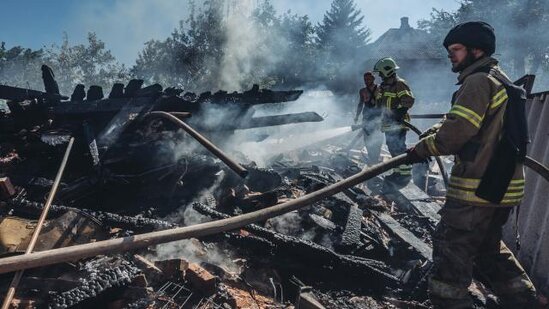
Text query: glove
419 126 438 139
406 147 430 164
394 107 408 121
354 115 359 123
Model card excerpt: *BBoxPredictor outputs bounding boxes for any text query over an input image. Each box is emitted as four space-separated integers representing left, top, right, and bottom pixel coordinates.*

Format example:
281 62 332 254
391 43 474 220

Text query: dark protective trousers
384 129 412 180
429 201 537 309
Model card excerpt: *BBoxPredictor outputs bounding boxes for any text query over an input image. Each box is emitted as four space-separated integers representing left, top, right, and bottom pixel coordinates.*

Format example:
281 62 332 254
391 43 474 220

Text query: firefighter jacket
414 57 525 207
376 75 415 132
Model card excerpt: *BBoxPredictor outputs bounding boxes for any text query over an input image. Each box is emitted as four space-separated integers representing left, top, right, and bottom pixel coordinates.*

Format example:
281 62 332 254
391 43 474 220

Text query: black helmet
443 21 496 56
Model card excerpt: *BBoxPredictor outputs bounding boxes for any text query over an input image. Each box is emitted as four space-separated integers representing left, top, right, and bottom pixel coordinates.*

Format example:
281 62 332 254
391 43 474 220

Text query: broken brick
154 258 189 279
185 262 217 295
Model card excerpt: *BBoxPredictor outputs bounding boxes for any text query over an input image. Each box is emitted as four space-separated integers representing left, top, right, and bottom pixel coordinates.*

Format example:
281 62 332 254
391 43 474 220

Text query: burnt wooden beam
337 205 363 252
380 182 441 226
0 85 68 102
323 172 433 260
369 210 432 261
236 112 324 130
192 202 399 287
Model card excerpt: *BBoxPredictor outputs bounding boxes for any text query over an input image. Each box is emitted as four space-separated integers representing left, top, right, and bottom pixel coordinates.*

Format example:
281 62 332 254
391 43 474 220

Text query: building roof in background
367 17 443 61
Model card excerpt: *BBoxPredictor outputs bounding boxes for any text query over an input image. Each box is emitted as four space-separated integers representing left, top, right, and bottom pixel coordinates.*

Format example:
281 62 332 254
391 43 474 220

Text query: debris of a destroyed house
336 204 363 252
0 177 16 199
132 254 164 280
154 258 189 279
0 60 546 309
291 277 327 309
186 263 217 295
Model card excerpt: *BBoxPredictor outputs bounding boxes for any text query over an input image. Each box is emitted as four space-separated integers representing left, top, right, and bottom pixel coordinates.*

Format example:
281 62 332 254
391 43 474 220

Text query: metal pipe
168 112 192 119
402 120 449 187
144 111 248 178
1 137 74 309
0 154 409 274
409 114 446 119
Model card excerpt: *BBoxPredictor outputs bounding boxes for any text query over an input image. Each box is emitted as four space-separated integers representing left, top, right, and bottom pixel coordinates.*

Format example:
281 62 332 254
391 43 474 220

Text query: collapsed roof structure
0 64 547 309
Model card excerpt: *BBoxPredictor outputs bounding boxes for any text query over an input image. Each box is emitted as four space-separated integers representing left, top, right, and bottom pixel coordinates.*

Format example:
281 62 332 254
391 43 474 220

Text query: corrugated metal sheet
503 91 549 295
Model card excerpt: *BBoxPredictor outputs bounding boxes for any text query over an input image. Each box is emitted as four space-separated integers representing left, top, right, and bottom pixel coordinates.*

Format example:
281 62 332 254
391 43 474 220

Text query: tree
133 0 226 91
267 12 317 88
134 23 193 88
132 0 373 92
44 32 128 94
0 42 45 90
419 0 549 80
1 33 127 95
217 0 280 90
315 0 371 91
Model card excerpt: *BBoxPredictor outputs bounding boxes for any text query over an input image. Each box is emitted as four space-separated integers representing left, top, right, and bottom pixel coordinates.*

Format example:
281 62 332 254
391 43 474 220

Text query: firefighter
407 21 537 308
373 57 414 187
354 72 382 165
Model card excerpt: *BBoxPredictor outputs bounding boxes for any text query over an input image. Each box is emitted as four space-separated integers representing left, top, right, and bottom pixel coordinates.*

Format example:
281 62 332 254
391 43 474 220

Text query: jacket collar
457 57 498 84
382 74 398 86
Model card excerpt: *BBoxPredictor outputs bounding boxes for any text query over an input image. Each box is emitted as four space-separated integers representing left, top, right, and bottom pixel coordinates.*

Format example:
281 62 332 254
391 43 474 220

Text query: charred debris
0 65 490 309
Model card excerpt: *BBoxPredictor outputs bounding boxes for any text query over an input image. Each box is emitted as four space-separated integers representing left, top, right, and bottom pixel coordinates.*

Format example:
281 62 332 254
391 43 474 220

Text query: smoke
148 238 241 274
267 211 318 242
219 1 258 90
218 1 286 91
147 174 239 273
223 89 357 166
267 211 304 235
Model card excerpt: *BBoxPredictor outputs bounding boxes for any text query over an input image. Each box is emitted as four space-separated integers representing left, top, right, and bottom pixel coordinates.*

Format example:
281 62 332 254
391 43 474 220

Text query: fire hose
143 111 248 178
350 122 449 187
404 118 549 183
0 123 546 275
0 153 409 274
401 121 449 187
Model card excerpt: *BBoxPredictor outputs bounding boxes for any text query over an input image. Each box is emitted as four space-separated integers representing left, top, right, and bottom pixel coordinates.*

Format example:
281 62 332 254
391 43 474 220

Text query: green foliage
270 12 317 87
133 0 370 92
315 0 371 91
1 34 127 95
0 42 45 90
134 0 226 91
44 33 128 94
2 0 372 94
316 0 370 56
419 0 549 77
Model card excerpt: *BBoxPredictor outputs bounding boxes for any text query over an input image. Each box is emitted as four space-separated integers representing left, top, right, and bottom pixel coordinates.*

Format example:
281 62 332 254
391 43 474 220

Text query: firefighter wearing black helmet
373 57 414 187
406 21 537 308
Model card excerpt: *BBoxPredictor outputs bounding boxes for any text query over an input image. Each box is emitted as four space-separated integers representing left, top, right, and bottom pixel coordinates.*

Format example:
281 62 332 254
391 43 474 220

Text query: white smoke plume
218 0 285 91
224 89 356 166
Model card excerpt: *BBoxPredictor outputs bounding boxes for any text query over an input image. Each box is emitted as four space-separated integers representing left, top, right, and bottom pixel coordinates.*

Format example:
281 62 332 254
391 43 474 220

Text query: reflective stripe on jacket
414 57 525 207
377 75 415 132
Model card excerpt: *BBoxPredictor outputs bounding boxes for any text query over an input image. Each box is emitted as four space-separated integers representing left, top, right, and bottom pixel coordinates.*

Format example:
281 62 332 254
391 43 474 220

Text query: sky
0 0 461 66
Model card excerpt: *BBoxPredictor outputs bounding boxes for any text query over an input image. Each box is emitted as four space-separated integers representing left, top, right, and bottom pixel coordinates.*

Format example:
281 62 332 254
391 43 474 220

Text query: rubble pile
0 66 493 308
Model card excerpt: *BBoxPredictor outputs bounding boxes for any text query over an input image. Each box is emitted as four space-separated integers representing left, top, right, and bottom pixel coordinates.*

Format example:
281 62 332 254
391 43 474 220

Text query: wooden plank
369 177 441 225
327 172 433 260
371 210 432 261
